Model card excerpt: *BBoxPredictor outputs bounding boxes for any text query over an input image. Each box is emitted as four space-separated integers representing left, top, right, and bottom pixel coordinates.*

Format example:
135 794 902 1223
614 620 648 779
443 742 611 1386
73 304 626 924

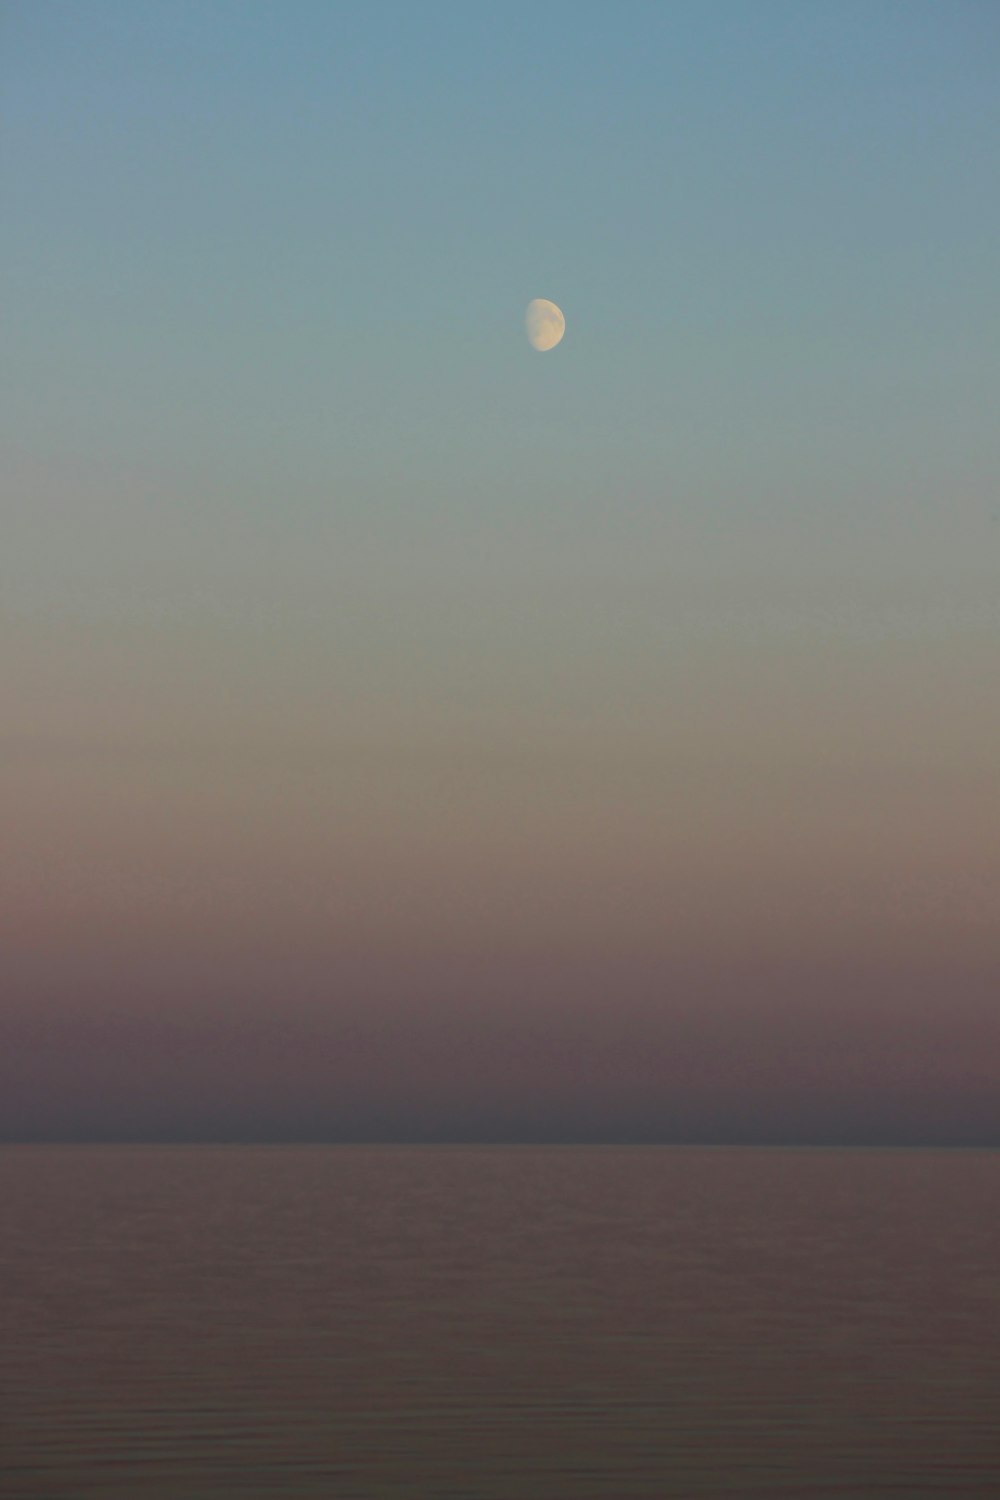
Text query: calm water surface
2 1147 999 1497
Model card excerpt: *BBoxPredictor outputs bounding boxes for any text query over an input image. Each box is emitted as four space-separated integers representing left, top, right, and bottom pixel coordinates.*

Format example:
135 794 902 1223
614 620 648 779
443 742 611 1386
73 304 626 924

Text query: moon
526 298 566 352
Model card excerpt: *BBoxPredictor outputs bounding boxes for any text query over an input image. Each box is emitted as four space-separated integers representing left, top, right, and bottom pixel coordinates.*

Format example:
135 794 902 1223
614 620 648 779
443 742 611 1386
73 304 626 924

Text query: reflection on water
2 1146 998 1497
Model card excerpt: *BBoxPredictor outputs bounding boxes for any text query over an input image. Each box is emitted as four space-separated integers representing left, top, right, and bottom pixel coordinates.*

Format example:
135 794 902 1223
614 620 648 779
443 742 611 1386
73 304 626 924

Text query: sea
2 1146 998 1497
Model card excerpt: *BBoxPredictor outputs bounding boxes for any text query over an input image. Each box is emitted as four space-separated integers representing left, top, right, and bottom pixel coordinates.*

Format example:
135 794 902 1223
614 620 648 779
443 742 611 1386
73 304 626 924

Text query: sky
2 0 999 1143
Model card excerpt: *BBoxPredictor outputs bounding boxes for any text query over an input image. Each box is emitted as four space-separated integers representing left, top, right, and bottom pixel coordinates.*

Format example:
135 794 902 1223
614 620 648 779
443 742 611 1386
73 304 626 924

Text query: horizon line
3 1139 998 1151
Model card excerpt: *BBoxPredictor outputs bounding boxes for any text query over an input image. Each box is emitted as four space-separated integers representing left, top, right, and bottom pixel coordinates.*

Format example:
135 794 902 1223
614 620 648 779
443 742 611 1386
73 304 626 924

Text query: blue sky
5 1 998 562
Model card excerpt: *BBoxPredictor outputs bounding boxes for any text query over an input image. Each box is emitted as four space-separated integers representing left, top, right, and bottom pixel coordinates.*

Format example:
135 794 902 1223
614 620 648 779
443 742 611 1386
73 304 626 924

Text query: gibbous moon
526 298 566 352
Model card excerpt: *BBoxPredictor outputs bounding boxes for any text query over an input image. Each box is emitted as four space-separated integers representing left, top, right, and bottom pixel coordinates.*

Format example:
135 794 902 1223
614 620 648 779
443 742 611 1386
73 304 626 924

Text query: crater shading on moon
526 298 566 351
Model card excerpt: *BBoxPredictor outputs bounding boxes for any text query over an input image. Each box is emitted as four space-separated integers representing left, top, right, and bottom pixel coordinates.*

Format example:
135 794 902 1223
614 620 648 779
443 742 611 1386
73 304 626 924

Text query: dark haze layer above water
3 1146 998 1497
